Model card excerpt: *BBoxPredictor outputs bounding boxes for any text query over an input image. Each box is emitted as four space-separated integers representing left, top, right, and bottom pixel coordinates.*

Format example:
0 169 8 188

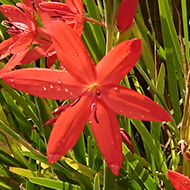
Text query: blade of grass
131 119 172 189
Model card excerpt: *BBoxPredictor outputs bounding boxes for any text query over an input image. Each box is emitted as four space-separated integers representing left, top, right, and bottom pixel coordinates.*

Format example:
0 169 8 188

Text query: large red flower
2 21 171 175
0 0 54 76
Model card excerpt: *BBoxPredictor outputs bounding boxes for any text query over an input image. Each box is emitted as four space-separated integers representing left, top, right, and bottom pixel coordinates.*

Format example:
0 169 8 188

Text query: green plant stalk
180 85 190 140
180 71 190 177
103 0 114 53
103 0 121 53
103 162 115 190
181 0 189 64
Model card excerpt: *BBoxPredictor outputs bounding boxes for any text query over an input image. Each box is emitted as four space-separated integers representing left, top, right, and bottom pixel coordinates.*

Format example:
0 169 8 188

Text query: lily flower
2 21 171 175
40 0 84 35
0 0 54 76
167 170 190 190
40 0 105 36
117 0 138 33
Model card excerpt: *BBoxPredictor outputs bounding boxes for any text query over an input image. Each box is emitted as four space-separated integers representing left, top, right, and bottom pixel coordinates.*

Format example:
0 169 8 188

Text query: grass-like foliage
0 0 189 189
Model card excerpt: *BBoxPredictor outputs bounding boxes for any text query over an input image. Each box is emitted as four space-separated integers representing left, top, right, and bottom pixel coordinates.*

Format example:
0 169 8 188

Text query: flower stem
84 16 105 27
103 162 115 190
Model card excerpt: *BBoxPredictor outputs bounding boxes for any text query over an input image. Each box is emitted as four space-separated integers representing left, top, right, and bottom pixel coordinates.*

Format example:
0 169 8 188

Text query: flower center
2 20 30 35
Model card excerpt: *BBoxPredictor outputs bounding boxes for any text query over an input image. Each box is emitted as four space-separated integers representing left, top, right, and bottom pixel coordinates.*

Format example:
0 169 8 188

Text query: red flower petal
33 0 52 29
65 0 83 14
9 32 35 54
16 2 36 29
167 170 190 190
117 0 138 32
43 116 59 126
47 92 92 163
2 68 86 99
89 99 123 176
0 49 29 78
22 0 34 9
51 21 97 84
101 84 171 122
120 128 134 154
46 54 57 68
20 41 52 64
0 35 20 59
97 39 141 84
52 104 70 115
0 5 28 25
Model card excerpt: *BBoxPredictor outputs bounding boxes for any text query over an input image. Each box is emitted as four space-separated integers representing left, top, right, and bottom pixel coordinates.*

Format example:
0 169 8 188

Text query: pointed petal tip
131 38 141 51
154 109 171 122
109 164 120 176
47 154 62 164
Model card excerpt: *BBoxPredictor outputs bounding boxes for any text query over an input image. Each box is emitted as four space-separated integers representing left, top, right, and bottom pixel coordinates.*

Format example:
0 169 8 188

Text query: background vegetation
0 0 189 189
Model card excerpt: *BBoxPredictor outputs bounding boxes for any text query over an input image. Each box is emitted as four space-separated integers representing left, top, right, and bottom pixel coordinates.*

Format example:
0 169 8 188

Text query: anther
70 96 81 107
97 90 101 96
50 16 62 19
94 108 99 124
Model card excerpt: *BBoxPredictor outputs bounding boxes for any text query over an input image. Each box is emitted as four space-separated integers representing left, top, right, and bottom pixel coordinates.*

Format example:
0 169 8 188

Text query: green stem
106 26 114 53
103 162 115 190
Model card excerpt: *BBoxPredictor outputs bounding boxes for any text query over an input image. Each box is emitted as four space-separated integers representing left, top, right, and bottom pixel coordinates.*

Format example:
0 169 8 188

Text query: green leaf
73 132 87 165
122 143 160 190
9 167 51 179
157 0 184 124
29 177 82 190
131 120 173 189
64 157 97 179
0 80 39 127
93 174 101 190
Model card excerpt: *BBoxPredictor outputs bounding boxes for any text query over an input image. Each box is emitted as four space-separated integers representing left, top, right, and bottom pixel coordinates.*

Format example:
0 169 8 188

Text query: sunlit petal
47 92 92 163
101 84 171 122
89 99 122 176
40 2 70 13
3 68 86 99
51 21 97 84
97 39 141 84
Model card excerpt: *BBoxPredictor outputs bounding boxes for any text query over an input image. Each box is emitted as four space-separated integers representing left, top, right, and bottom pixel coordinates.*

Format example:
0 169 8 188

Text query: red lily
167 170 190 190
2 21 171 175
0 0 55 76
117 0 138 32
40 0 84 35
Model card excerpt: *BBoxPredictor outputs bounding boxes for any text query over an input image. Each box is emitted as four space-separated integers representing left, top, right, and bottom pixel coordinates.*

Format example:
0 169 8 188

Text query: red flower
120 128 134 154
167 170 190 190
3 21 171 175
0 0 54 76
40 0 84 35
117 0 138 32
